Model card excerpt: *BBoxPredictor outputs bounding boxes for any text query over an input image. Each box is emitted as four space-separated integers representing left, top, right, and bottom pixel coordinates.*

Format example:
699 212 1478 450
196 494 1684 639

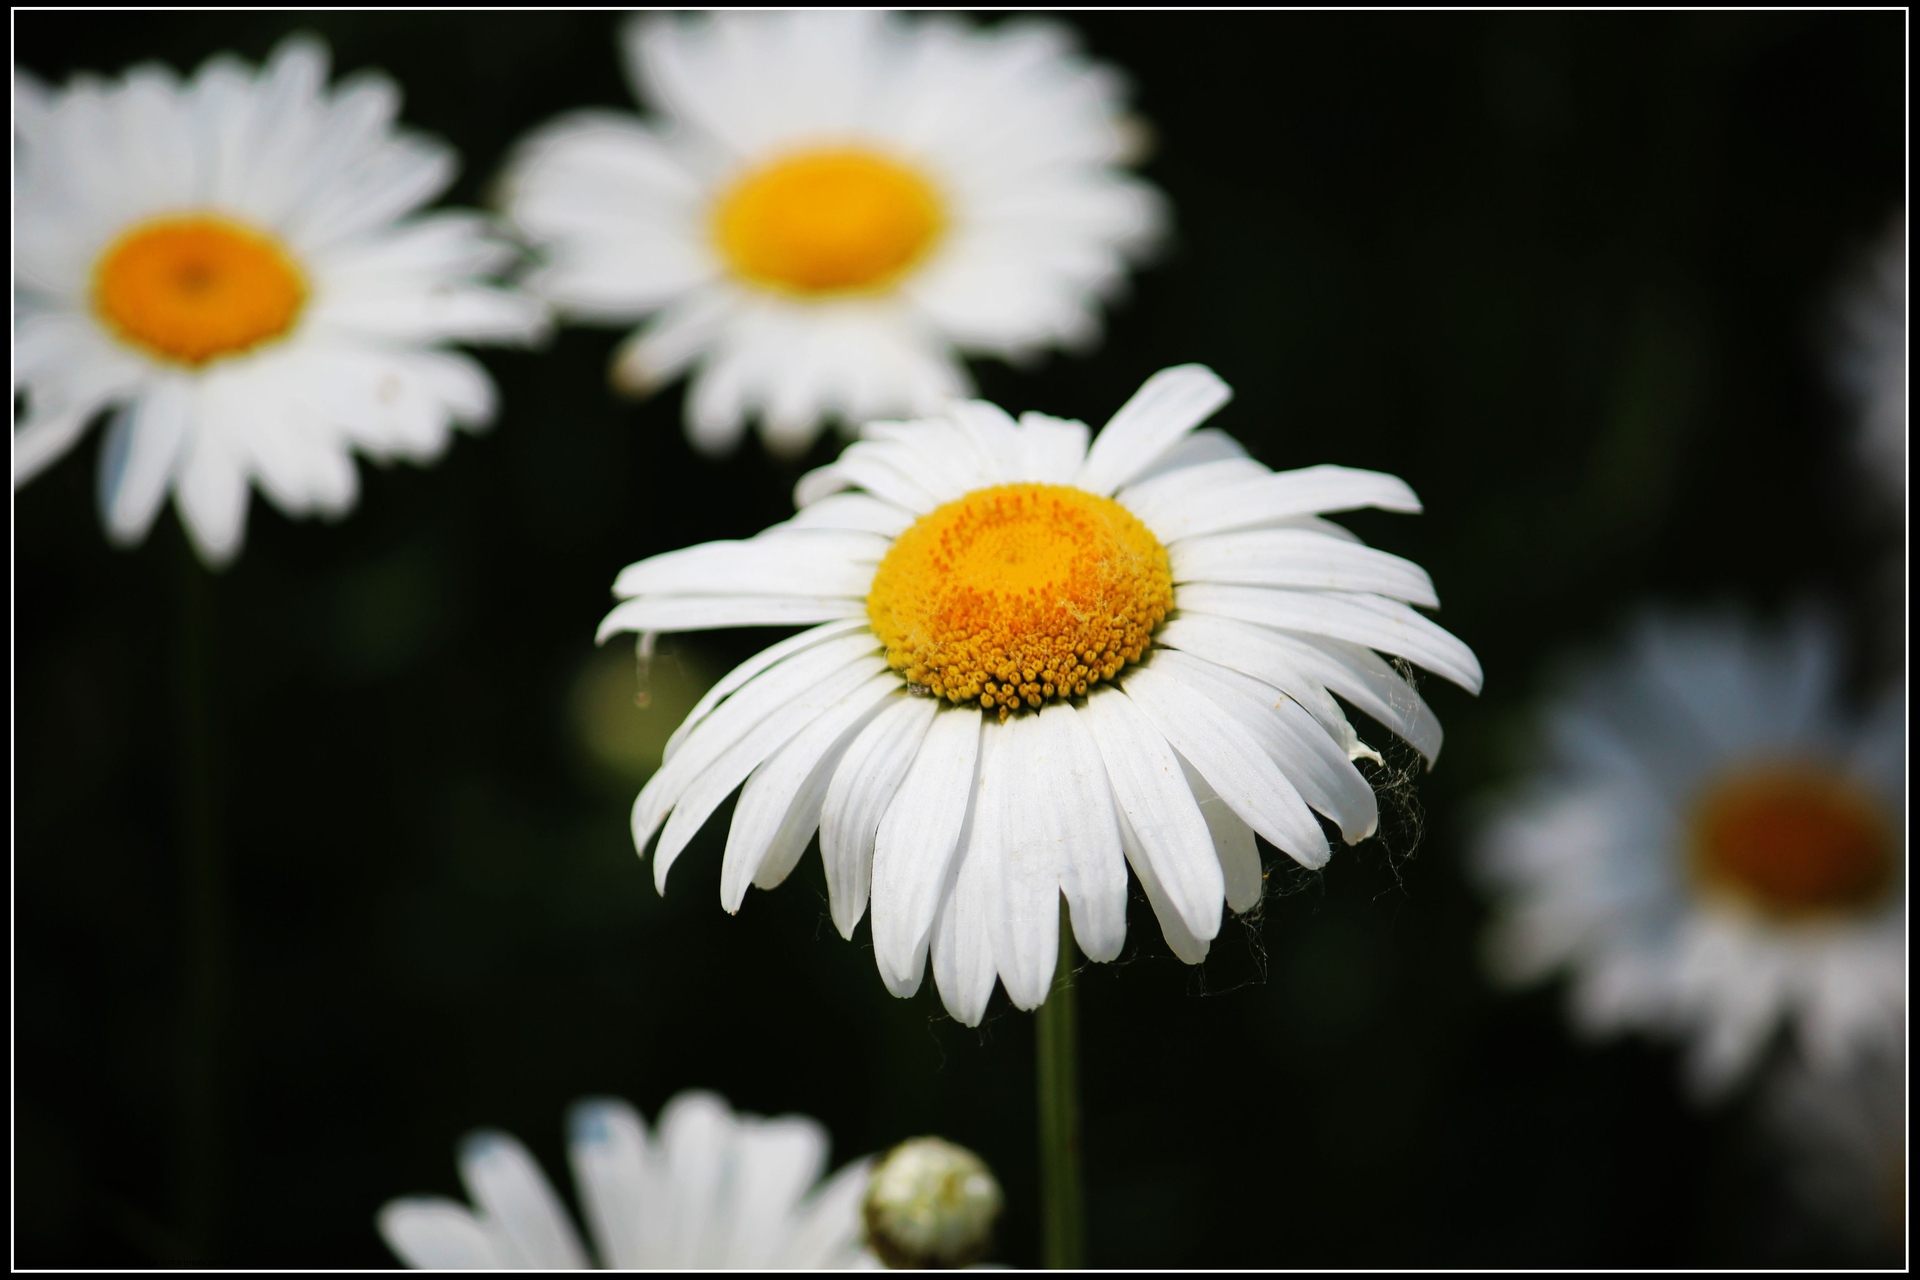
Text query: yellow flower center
712 147 944 296
867 484 1174 719
1689 764 1896 919
93 213 307 366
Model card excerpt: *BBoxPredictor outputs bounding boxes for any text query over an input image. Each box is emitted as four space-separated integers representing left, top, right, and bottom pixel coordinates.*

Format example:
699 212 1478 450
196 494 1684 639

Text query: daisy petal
566 1099 654 1270
1115 456 1272 525
1179 756 1263 914
783 492 917 538
664 619 872 763
457 1130 591 1269
1124 426 1249 487
821 695 940 940
632 632 880 858
97 384 191 546
656 1092 736 1269
1075 363 1233 496
1155 615 1375 763
784 1157 877 1269
793 462 858 509
1132 464 1422 543
841 439 956 509
1014 411 1091 484
1080 686 1224 944
1115 807 1210 964
719 1117 830 1267
946 399 1024 481
1038 702 1128 963
172 429 252 568
377 1199 509 1269
931 849 999 1023
14 391 117 489
871 706 982 992
12 324 145 486
1173 617 1443 764
1171 529 1438 606
597 594 865 642
612 531 888 599
1119 664 1331 868
1150 649 1378 844
993 712 1066 1009
1176 583 1483 694
807 445 943 514
654 655 888 890
721 673 898 911
932 720 1004 1024
749 695 903 897
611 289 741 393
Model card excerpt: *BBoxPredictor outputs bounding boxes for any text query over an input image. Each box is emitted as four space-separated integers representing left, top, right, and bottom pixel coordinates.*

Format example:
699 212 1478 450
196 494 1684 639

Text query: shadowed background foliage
13 10 1904 1268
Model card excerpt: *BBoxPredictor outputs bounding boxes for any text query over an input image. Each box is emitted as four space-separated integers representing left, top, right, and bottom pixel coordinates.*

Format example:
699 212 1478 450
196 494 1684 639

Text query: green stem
1035 897 1085 1269
174 534 226 1263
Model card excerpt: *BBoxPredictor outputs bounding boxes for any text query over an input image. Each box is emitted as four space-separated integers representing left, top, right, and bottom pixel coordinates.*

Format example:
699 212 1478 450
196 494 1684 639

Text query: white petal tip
880 964 925 1000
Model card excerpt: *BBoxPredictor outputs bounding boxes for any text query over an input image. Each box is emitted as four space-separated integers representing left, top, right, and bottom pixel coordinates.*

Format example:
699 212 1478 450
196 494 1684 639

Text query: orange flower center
93 213 307 366
713 147 944 296
1689 764 1896 919
866 484 1174 719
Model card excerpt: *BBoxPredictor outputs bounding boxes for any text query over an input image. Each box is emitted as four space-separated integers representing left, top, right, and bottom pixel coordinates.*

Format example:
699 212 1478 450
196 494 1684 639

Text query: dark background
13 10 1905 1269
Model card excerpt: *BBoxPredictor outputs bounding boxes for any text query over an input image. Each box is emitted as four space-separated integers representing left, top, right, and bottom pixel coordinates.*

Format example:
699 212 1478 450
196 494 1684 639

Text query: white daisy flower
12 36 547 567
1832 211 1906 509
378 1091 879 1270
1473 609 1905 1098
598 364 1481 1026
500 10 1163 457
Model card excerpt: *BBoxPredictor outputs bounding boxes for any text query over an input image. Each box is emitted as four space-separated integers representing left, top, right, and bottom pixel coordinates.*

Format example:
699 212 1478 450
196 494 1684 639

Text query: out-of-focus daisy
1759 1042 1905 1253
1473 609 1904 1098
1830 212 1906 681
500 11 1163 457
598 364 1480 1025
378 1091 878 1270
1832 211 1906 509
13 37 546 567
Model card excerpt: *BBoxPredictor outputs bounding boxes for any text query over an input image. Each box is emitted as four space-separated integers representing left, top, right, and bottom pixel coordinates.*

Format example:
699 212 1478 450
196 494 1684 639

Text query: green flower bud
862 1137 1003 1269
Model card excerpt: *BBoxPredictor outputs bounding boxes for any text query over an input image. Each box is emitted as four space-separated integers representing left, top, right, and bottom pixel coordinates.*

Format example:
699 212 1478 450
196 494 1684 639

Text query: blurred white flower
1473 609 1904 1099
500 10 1164 457
1832 211 1906 508
378 1091 877 1270
12 36 546 567
599 364 1480 1025
1759 1042 1905 1252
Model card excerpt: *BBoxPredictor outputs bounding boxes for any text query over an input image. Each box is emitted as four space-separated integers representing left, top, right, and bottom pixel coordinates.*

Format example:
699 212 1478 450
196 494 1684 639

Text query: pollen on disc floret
866 483 1174 719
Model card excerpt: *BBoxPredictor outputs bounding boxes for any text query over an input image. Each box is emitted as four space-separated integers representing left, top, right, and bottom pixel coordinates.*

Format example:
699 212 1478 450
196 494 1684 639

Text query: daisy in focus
1473 610 1905 1098
500 10 1163 457
13 36 546 567
378 1091 878 1269
599 364 1481 1025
